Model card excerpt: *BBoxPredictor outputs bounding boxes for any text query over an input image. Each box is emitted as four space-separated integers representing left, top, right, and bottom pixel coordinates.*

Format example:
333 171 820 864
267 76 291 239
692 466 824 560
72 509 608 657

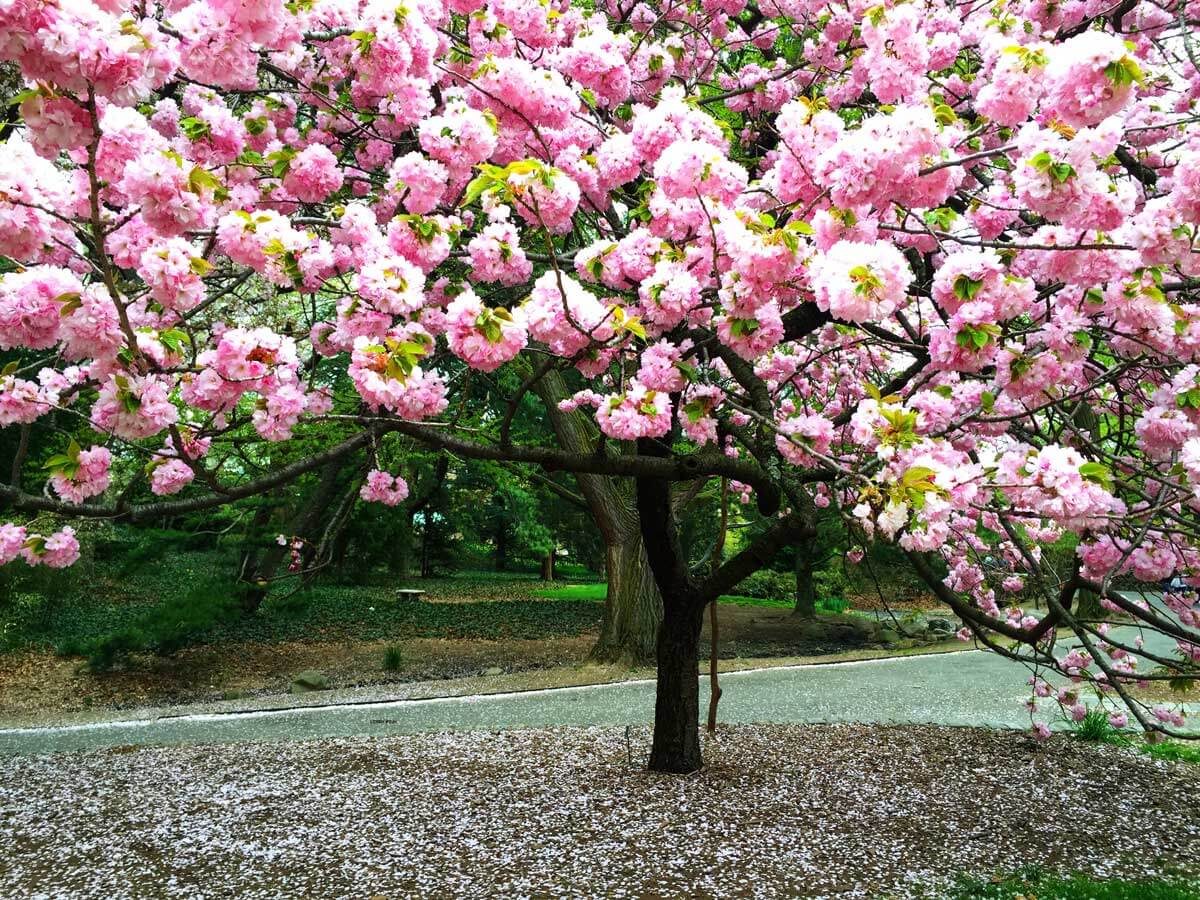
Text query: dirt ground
1 725 1195 899
0 602 956 721
0 635 596 717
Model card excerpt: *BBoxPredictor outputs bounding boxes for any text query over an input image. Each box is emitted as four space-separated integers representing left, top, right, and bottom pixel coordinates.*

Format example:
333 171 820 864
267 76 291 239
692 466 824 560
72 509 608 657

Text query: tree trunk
793 542 817 618
591 537 660 663
495 523 508 571
420 511 433 578
534 371 663 663
239 458 346 612
541 548 555 581
635 436 706 774
650 591 705 773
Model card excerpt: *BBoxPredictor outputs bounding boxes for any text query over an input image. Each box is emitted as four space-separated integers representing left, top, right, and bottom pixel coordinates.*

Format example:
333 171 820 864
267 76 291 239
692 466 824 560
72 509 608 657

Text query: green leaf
1079 461 1114 490
1177 387 1200 410
952 275 984 303
159 328 191 355
179 116 212 142
674 361 698 383
189 257 213 276
461 173 495 207
350 29 376 56
187 166 222 195
56 292 83 317
1104 56 1143 87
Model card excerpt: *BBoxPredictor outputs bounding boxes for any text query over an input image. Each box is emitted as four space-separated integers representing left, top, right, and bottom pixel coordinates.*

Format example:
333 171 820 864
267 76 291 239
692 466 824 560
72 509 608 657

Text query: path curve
3 643 1195 755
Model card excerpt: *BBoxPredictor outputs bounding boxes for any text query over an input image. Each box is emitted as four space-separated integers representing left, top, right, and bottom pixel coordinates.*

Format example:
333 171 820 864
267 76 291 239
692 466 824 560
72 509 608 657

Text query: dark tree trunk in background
541 548 555 581
420 511 433 577
536 371 663 663
595 537 661 662
238 458 345 613
495 523 508 571
793 541 817 618
394 457 448 581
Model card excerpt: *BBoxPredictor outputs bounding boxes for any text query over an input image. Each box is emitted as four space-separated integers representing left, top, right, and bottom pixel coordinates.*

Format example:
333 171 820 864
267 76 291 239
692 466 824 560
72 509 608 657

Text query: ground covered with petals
2 725 1196 898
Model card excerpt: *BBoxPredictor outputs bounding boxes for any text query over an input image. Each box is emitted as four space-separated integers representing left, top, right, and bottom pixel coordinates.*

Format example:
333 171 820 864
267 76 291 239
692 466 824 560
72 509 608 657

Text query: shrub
1144 741 1200 765
817 596 849 614
1074 709 1119 743
736 567 849 606
383 644 404 671
735 569 793 601
64 575 241 671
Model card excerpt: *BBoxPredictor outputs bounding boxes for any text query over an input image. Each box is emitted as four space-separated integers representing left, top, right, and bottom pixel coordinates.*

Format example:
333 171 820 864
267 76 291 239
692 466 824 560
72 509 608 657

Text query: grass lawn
535 581 852 613
943 867 1200 899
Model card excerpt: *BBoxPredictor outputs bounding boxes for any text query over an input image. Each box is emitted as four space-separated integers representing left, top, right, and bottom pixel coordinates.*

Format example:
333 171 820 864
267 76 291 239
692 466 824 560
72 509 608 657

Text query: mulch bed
2 724 1196 898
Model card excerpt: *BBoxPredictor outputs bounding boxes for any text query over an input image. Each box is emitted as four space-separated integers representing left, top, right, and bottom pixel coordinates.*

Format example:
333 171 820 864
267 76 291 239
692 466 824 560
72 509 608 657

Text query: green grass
382 644 404 671
535 583 608 601
943 867 1200 899
1065 712 1200 766
534 582 851 614
4 579 604 656
1144 740 1200 765
1075 708 1120 743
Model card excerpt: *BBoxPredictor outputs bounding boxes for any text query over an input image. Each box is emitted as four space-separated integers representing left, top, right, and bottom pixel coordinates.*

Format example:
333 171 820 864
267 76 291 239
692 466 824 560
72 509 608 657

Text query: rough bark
593 537 661 662
238 459 347 612
636 437 706 774
535 371 663 663
793 542 817 618
651 594 706 773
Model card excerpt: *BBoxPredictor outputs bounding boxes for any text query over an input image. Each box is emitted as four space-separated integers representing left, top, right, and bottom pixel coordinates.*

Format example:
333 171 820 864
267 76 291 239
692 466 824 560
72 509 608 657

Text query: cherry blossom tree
2 0 1200 772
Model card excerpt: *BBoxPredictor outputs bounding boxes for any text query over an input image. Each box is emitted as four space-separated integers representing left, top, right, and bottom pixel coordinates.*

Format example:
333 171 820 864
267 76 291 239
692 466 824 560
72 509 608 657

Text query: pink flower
776 414 834 466
283 144 344 203
637 340 688 393
353 255 427 317
149 458 196 496
653 140 747 205
445 290 527 372
0 266 80 351
522 272 614 357
48 446 112 504
16 526 80 569
505 165 580 235
0 523 27 565
90 373 179 440
349 331 448 420
360 469 410 506
387 152 448 215
596 381 672 440
467 221 532 286
1043 32 1140 128
809 241 913 324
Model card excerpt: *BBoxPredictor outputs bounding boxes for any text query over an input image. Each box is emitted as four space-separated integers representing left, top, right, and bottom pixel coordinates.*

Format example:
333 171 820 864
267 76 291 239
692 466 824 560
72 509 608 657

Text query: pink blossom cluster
446 291 528 372
0 523 80 569
360 470 411 506
48 446 112 504
595 382 672 440
808 241 913 324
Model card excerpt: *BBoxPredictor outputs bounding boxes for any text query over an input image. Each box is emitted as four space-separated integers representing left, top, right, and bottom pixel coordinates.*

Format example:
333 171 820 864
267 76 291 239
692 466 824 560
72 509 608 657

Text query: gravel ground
1 725 1197 899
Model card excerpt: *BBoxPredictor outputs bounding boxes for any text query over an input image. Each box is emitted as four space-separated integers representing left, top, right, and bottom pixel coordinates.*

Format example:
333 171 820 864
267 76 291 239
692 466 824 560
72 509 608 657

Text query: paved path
3 635 1195 755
